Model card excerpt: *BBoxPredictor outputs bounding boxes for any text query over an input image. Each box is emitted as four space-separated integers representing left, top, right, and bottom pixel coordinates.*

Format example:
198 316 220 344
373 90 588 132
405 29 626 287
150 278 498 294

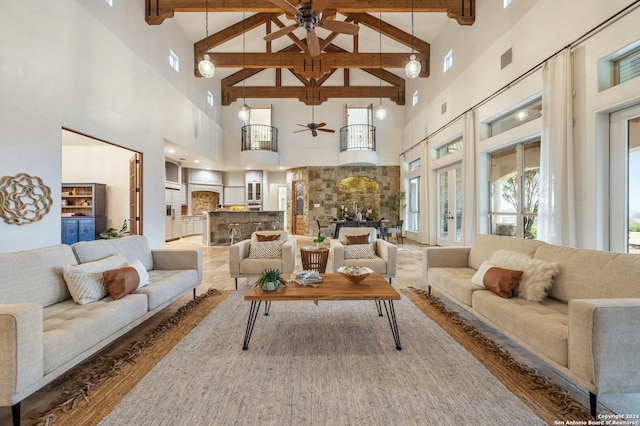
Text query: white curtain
463 110 477 244
539 49 576 246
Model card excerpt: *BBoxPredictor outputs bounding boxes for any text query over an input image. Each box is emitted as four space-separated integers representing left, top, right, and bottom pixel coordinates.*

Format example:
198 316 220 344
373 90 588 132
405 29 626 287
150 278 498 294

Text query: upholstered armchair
229 230 297 290
330 227 397 283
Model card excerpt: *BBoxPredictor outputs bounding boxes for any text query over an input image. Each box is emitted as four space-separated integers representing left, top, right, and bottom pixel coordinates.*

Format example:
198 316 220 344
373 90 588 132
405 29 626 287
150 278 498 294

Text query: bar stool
229 223 242 245
252 222 263 232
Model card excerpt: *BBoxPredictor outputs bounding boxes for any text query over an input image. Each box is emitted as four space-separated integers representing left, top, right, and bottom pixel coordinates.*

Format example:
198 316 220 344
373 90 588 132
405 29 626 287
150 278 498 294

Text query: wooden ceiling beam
223 85 405 106
208 52 428 79
146 0 475 24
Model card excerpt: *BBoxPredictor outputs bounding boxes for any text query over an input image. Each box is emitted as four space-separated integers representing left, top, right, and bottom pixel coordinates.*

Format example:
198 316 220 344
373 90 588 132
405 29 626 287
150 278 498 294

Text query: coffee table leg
375 300 383 316
383 300 402 350
243 300 262 350
264 300 271 316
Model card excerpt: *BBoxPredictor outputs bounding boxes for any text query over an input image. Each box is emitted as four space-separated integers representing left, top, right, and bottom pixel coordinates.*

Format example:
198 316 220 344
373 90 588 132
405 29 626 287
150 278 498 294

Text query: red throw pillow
346 234 369 245
256 233 280 242
483 267 523 298
103 267 140 300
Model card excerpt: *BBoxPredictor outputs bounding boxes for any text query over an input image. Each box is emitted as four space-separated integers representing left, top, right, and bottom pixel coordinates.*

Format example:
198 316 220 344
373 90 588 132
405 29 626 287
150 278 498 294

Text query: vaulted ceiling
145 1 475 105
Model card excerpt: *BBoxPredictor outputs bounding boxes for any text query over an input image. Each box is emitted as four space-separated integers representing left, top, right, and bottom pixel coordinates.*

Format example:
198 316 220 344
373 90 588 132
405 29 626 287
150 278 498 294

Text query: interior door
294 181 305 235
436 164 463 246
129 153 142 235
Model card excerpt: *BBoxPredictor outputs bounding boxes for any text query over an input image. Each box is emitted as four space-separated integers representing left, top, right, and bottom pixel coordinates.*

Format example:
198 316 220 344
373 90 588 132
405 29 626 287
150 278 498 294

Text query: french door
436 164 463 246
610 103 640 253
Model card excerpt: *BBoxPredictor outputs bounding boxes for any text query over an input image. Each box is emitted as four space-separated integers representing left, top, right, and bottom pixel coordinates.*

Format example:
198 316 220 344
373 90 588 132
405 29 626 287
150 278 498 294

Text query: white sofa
229 230 296 289
331 227 398 282
0 235 201 425
423 234 640 417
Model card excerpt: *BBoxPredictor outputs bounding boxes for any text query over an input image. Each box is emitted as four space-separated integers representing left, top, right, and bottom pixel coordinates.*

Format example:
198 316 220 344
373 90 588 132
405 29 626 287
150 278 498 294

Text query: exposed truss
145 1 475 105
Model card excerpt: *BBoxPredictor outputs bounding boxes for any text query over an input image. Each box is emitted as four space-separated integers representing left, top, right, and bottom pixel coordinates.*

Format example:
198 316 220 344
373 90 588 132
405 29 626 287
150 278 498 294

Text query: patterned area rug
29 286 592 425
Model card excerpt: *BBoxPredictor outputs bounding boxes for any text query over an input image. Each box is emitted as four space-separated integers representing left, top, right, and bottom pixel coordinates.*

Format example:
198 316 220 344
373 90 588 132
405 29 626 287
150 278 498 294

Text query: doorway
609 104 640 253
436 164 463 246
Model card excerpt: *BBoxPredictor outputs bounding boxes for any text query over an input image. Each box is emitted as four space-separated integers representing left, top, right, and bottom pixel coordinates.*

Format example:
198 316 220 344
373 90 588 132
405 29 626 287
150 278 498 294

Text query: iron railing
339 124 376 152
241 125 278 152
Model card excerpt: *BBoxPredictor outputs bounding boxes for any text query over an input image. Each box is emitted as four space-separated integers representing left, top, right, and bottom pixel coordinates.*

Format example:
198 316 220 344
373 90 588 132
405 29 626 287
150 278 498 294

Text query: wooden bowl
336 266 374 284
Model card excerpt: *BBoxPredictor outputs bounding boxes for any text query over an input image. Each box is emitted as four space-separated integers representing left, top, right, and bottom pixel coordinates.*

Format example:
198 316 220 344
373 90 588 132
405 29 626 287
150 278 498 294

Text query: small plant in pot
313 234 326 247
257 268 286 291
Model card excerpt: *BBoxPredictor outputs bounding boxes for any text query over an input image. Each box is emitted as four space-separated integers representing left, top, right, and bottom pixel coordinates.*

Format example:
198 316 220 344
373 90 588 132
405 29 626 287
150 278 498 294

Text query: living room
2 0 640 424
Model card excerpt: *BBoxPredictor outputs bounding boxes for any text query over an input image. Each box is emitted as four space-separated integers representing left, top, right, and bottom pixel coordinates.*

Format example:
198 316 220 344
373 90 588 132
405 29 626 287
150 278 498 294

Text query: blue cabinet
62 217 95 245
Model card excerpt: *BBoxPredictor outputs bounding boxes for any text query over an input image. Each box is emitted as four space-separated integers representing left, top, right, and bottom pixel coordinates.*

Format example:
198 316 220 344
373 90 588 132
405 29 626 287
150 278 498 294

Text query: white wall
0 1 224 252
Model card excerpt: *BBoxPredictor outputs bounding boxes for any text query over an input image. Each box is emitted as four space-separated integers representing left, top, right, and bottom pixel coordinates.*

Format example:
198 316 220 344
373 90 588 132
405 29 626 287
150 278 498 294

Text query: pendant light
375 8 387 120
197 0 215 78
238 10 250 121
405 0 421 79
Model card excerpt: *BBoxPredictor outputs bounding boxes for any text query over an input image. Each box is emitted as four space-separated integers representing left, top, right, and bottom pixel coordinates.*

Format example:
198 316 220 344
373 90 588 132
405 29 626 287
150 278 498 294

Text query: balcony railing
241 125 278 152
339 124 376 152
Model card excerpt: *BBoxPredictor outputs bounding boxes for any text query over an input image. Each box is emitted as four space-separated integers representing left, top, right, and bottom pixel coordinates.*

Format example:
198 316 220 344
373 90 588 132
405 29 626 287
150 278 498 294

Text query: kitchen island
203 211 285 246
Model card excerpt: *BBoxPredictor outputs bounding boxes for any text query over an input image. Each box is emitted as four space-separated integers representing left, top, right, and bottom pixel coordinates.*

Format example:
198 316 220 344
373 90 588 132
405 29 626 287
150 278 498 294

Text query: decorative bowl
336 266 374 284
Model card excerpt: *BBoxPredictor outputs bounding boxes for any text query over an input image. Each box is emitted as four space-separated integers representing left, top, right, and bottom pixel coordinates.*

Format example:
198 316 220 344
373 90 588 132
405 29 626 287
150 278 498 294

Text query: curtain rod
400 0 640 157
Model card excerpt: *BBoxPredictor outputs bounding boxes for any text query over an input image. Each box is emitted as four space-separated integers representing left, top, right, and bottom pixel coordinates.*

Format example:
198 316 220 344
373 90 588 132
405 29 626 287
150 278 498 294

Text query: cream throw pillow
249 240 284 259
344 243 376 259
63 253 128 304
488 249 560 302
129 259 150 288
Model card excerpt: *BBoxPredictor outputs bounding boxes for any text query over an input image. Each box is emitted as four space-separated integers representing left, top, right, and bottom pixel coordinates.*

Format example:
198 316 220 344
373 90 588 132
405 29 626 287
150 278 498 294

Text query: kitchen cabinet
181 216 204 236
188 169 222 185
246 181 261 202
223 186 245 205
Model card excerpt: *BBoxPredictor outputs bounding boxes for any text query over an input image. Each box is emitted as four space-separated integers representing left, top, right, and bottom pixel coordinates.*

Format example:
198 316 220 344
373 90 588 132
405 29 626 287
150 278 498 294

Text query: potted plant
257 268 286 291
381 190 406 227
313 234 326 248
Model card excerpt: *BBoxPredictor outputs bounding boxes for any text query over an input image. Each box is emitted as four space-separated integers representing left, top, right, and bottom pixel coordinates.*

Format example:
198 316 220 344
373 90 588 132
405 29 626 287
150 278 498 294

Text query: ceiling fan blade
264 24 299 41
266 0 300 16
311 0 330 13
307 30 321 57
296 123 309 127
320 20 360 35
315 122 327 128
312 129 318 137
318 128 336 133
293 129 310 133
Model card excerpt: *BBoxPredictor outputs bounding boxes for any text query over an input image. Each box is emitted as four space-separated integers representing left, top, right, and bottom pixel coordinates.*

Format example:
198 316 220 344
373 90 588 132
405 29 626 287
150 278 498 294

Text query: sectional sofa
0 235 201 425
423 234 640 417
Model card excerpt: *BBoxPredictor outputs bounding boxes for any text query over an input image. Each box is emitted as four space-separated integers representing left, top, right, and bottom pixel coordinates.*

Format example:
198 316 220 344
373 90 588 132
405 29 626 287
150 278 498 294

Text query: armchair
330 227 397 283
229 230 296 290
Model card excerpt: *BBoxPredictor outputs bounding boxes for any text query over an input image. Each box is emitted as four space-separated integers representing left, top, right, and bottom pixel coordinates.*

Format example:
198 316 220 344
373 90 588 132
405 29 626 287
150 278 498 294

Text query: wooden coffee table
242 273 402 350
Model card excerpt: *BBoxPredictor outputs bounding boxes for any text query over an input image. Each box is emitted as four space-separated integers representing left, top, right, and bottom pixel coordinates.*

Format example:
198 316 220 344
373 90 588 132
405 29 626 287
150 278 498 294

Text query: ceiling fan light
198 54 215 78
376 105 387 120
405 54 421 79
238 104 250 121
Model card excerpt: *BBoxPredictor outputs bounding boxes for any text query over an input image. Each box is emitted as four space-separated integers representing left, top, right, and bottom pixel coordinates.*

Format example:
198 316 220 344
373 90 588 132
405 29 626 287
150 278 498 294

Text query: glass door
436 164 463 246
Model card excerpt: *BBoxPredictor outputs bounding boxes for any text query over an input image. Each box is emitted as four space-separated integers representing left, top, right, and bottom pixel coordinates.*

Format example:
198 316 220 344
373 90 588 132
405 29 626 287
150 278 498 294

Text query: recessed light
194 160 200 163
168 149 175 153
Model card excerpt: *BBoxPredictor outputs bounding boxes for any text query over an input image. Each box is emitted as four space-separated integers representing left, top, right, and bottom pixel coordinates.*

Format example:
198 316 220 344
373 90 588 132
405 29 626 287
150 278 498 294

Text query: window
503 0 513 7
486 97 542 138
105 0 113 6
169 49 179 72
614 47 640 86
436 138 463 159
207 91 214 106
489 140 540 239
409 158 420 171
444 50 453 73
412 90 419 106
407 177 420 232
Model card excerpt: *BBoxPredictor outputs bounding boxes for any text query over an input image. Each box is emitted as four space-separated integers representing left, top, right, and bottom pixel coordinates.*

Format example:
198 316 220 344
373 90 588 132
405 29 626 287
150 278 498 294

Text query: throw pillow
471 261 495 286
249 240 284 259
63 253 128 305
346 234 370 245
489 249 560 302
482 266 523 298
129 259 150 288
256 233 280 242
103 267 140 300
344 243 376 259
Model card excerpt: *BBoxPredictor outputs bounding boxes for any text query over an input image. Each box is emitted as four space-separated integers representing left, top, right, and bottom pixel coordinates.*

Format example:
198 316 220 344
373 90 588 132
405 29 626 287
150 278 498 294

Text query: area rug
30 286 592 425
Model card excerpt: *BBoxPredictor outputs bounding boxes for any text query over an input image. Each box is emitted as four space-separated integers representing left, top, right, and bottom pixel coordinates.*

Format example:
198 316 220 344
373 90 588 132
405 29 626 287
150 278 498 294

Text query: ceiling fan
293 104 336 137
264 0 360 57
